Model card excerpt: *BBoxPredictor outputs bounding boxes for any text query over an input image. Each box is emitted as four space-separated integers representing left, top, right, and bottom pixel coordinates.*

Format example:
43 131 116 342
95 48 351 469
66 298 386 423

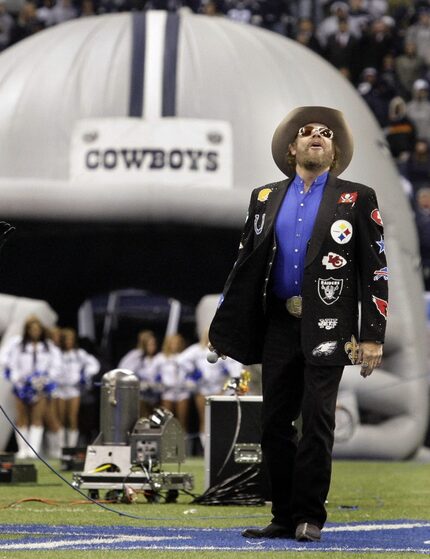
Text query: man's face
289 122 335 172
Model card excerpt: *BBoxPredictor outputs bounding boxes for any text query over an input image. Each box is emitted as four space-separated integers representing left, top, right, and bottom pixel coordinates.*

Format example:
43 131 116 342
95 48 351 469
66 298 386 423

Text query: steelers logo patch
330 220 353 244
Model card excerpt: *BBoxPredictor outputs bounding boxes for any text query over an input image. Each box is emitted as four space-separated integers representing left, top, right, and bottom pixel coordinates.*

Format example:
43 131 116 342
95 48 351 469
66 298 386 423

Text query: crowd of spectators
0 0 428 286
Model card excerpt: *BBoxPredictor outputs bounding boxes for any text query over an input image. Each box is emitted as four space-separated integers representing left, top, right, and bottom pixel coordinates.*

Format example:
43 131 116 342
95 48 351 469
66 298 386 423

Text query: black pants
261 297 343 530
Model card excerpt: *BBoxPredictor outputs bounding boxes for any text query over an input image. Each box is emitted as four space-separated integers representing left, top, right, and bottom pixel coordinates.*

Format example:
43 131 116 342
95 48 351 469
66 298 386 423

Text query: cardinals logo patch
338 192 358 204
257 188 272 203
371 209 383 226
372 295 388 319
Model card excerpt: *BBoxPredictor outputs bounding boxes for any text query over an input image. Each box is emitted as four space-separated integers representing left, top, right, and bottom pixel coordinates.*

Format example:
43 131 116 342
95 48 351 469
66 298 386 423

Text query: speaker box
204 395 271 501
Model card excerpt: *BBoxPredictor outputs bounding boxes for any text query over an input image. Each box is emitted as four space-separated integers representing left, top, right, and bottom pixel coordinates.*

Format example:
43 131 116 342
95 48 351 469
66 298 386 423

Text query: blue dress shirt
272 171 328 299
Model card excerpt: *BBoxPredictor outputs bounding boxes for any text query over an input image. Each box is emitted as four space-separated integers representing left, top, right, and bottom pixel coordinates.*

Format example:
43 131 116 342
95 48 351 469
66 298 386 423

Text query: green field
0 457 429 558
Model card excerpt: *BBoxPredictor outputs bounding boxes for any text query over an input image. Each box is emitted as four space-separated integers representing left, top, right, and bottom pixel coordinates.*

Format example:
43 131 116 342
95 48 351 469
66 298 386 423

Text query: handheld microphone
207 350 220 364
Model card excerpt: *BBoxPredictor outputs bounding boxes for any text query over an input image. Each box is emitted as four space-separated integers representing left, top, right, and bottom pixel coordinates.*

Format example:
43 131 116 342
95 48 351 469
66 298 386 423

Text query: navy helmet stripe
129 12 146 117
162 12 180 117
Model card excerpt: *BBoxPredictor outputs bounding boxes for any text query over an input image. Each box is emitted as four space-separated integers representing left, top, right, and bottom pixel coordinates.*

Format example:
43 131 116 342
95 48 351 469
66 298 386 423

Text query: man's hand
357 341 383 378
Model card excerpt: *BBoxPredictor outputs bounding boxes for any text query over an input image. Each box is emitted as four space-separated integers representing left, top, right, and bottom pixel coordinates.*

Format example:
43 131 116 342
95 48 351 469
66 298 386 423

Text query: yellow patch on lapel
258 188 272 202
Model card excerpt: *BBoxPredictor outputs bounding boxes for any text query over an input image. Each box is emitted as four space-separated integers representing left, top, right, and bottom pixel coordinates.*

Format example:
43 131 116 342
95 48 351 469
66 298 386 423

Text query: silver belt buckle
286 295 302 318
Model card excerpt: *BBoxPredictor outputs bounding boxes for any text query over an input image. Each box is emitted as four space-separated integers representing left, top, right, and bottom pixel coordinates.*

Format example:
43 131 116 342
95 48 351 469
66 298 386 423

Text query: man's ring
362 362 369 367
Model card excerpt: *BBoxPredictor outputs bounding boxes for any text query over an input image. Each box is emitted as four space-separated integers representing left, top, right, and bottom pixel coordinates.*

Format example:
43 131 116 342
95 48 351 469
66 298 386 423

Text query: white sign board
70 118 233 188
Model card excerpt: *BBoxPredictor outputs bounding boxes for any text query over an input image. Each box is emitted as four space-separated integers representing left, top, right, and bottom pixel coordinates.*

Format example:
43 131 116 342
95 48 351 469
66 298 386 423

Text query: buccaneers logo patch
322 252 347 270
330 220 353 244
338 192 358 204
257 188 272 202
318 277 344 305
372 295 388 319
371 209 383 226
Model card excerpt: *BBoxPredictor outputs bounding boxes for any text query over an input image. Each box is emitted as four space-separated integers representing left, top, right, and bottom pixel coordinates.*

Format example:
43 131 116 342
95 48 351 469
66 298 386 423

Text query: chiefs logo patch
322 252 347 270
338 192 358 204
372 295 388 319
371 209 383 226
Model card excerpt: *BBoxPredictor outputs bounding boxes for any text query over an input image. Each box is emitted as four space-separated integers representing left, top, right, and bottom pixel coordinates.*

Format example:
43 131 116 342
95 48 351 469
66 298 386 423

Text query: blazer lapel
305 174 342 268
259 178 292 241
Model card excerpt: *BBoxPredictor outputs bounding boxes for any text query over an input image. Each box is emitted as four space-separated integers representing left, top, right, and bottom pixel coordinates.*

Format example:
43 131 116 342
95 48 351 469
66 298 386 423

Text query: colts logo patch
330 220 353 244
318 277 344 305
338 192 358 204
254 213 265 235
257 188 272 202
372 295 388 319
371 209 383 226
322 252 347 270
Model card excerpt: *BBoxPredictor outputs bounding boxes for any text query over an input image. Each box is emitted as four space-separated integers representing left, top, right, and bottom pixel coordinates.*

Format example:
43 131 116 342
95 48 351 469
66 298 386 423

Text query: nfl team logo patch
330 220 353 244
372 295 388 319
322 252 347 270
257 188 272 202
338 192 358 204
371 209 383 226
373 267 388 281
318 277 344 305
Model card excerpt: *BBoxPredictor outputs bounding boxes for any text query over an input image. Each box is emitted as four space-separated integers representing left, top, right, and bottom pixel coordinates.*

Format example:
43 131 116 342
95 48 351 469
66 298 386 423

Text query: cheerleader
152 334 189 431
6 316 62 458
56 328 100 448
118 330 160 417
178 330 242 447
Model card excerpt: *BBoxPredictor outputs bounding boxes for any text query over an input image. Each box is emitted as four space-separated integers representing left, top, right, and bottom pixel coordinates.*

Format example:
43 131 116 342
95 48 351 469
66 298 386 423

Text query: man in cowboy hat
209 106 388 542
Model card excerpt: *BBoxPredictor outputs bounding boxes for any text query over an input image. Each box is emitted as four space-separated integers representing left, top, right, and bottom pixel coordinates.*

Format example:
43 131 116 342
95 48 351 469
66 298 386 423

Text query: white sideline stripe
325 522 430 532
0 535 191 550
143 10 166 119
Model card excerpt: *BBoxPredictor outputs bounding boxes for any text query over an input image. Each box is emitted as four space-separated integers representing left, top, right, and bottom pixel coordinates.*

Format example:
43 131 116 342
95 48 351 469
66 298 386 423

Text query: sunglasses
298 126 334 140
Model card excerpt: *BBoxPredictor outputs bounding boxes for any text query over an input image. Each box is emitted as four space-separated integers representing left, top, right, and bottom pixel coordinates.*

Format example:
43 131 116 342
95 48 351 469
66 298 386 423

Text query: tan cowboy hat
271 106 354 177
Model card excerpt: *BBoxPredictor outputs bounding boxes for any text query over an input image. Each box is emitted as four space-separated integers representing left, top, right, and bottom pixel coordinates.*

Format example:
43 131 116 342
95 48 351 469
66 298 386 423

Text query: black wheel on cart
165 489 179 503
144 490 160 503
88 489 99 500
105 489 122 502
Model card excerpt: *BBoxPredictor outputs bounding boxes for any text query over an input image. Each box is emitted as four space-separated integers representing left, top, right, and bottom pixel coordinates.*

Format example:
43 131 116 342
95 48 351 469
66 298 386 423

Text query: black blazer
209 174 388 366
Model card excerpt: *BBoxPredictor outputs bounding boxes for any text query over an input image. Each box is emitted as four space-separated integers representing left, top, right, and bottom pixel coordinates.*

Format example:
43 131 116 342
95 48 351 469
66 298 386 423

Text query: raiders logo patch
318 277 344 305
312 341 337 357
330 220 353 244
322 252 347 270
338 192 358 204
257 188 272 202
371 209 383 226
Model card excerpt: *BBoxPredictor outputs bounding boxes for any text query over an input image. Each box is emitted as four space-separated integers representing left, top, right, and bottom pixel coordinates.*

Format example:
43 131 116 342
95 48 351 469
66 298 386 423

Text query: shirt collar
293 171 329 190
